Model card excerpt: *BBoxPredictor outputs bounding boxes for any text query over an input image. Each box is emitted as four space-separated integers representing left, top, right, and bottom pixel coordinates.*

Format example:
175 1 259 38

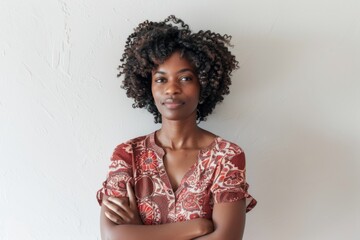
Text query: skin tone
100 52 246 240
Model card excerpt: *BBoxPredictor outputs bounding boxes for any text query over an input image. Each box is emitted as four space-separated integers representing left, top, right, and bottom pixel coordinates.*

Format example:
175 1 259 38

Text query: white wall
1 0 359 239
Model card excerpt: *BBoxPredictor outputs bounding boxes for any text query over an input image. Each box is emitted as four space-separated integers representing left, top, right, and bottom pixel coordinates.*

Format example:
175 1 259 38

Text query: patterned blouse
97 132 257 224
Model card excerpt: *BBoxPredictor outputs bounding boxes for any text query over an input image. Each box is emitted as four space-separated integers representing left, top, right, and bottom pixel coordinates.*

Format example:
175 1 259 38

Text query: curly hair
118 15 239 123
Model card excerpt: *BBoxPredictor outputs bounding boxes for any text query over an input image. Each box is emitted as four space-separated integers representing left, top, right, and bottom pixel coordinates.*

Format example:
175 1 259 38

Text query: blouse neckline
147 131 221 157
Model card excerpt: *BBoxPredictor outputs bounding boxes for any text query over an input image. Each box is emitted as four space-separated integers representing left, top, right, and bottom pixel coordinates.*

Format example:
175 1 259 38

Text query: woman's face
151 52 200 122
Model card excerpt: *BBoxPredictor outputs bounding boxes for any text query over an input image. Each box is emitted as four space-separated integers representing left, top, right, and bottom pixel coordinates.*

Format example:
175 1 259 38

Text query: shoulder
214 137 244 156
212 137 246 169
111 134 149 160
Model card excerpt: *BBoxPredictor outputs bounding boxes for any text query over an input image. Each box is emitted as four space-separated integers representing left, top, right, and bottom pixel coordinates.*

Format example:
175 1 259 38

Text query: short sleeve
210 151 257 212
96 143 134 205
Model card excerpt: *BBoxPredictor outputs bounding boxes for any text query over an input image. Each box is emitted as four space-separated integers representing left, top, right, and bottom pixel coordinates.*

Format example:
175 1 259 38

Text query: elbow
216 235 242 240
207 230 243 240
101 225 134 240
101 231 120 240
100 229 112 240
101 226 119 240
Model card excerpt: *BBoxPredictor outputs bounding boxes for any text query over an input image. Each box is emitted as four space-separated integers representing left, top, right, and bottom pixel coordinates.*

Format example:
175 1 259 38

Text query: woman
97 15 257 240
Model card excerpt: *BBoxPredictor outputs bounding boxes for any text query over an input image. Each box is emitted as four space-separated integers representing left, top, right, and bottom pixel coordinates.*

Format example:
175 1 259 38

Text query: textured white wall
1 0 359 239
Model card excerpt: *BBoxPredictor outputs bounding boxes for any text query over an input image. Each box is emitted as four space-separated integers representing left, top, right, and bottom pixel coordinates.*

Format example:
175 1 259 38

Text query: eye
180 76 192 81
154 77 166 83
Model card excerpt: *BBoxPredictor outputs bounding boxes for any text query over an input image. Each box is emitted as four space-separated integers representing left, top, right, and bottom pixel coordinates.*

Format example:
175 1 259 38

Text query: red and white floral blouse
97 132 257 224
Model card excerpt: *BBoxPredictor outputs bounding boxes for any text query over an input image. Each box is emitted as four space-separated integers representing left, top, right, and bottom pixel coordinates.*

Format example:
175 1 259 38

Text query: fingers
103 182 141 225
107 194 135 217
103 198 131 223
104 210 124 224
106 197 131 213
106 196 129 207
126 182 137 210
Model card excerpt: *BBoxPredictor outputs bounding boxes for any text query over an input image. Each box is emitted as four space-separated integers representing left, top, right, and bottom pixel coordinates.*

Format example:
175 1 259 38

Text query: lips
162 98 184 109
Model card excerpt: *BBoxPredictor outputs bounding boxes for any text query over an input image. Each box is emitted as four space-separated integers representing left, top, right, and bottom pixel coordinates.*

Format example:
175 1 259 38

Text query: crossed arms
100 183 246 240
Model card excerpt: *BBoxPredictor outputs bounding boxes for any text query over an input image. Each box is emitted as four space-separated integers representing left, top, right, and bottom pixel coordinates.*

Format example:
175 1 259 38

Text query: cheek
151 88 160 105
150 85 156 99
193 87 201 101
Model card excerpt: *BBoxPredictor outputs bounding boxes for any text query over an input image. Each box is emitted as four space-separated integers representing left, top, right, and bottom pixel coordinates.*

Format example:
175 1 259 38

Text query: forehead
153 52 195 73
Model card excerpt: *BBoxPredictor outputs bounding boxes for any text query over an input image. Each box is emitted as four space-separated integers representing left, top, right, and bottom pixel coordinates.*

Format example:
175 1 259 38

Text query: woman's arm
101 203 213 240
194 199 246 240
100 183 213 240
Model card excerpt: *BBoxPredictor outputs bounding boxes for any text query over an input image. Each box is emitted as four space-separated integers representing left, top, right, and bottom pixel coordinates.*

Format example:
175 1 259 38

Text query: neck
156 115 201 150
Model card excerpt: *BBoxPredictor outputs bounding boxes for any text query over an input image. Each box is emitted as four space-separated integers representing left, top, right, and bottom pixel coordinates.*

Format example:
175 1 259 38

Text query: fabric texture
97 132 257 224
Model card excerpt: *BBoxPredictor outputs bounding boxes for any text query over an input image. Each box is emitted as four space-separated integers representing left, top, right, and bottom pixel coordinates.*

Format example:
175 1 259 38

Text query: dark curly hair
118 15 239 123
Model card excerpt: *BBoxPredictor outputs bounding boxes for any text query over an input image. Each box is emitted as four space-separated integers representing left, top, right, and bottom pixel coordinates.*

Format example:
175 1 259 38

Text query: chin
161 113 196 122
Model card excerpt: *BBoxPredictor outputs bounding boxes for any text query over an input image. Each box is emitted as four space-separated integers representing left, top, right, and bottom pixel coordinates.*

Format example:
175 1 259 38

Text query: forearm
100 195 211 240
194 232 242 240
194 201 246 240
102 219 211 240
193 227 244 240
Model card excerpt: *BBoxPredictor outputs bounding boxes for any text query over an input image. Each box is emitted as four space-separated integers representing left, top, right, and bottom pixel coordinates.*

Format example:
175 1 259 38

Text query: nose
165 81 181 95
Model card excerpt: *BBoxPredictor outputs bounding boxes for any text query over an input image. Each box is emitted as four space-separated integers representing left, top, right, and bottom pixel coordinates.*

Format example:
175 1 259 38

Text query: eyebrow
153 68 195 75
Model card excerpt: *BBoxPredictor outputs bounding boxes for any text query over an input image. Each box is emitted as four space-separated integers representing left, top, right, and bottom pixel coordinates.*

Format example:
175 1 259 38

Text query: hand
103 182 143 225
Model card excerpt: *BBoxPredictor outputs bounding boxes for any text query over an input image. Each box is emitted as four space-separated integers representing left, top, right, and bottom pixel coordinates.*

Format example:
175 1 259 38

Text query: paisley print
97 132 257 224
138 200 161 225
137 150 158 173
